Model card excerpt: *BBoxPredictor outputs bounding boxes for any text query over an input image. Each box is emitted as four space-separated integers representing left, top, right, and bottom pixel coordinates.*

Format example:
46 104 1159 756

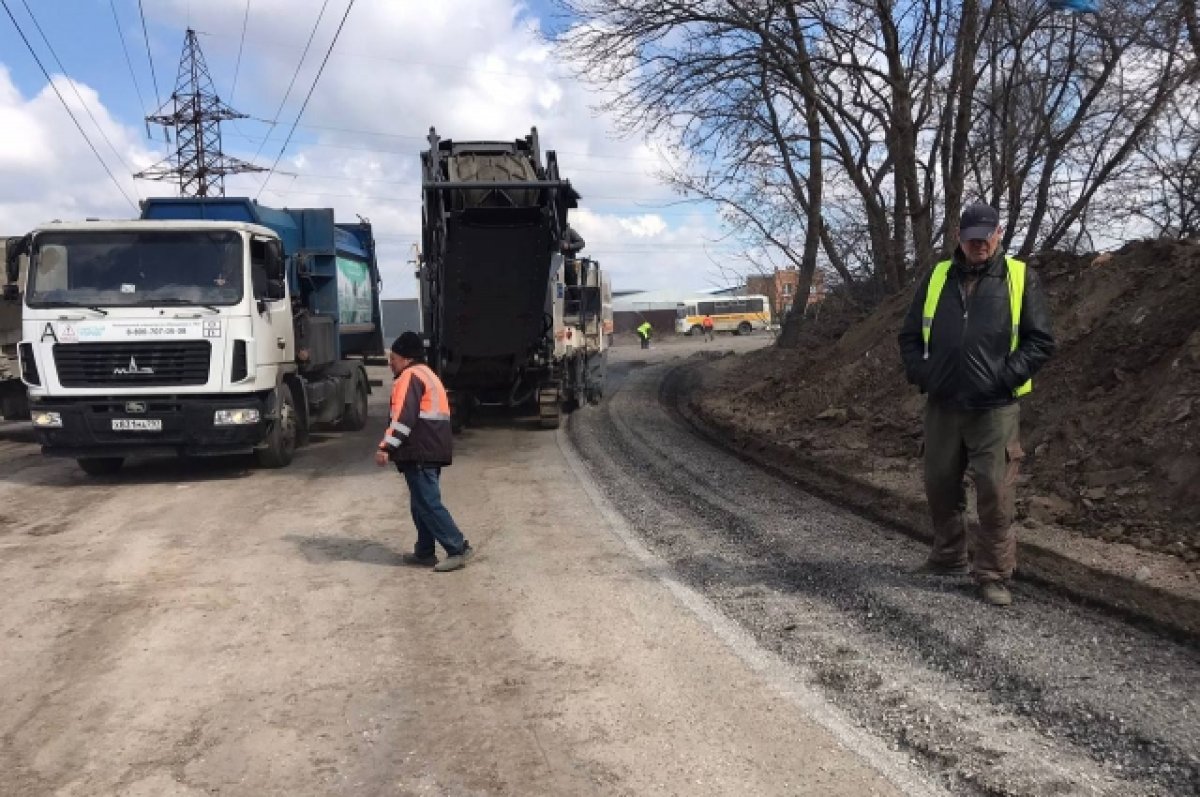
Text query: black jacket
898 249 1056 410
379 362 453 469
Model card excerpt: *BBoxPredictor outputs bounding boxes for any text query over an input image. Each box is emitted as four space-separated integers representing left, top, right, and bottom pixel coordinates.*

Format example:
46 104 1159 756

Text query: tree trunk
943 0 980 257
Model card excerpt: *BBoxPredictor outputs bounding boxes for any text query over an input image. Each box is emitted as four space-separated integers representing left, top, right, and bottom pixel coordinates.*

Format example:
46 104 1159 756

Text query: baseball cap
959 203 1000 240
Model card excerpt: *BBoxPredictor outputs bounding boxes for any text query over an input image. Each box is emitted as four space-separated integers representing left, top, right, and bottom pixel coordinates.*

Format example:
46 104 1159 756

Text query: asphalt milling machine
419 127 611 431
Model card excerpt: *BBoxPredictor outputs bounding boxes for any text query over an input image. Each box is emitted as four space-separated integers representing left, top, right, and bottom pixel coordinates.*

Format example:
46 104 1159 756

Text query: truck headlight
32 411 63 428
214 408 261 426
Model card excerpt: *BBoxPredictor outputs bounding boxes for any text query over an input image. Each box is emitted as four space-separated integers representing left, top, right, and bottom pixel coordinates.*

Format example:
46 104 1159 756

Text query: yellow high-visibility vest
922 256 1032 397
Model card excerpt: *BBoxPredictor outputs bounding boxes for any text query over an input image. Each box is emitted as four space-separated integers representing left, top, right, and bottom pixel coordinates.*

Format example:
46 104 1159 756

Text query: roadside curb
665 359 1200 643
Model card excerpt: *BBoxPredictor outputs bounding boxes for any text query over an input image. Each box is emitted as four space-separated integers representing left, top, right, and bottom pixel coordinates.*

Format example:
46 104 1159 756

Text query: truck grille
54 342 211 387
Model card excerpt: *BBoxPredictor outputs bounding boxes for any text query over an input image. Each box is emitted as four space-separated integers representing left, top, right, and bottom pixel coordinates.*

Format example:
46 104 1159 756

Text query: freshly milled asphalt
568 341 1200 797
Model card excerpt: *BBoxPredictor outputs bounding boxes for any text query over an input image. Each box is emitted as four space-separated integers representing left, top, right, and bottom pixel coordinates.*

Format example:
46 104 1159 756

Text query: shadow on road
284 534 410 567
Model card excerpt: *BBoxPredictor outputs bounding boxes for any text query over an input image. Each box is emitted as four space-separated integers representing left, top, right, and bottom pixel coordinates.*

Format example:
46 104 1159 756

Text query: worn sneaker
433 545 473 572
401 552 438 567
912 560 971 577
979 581 1013 607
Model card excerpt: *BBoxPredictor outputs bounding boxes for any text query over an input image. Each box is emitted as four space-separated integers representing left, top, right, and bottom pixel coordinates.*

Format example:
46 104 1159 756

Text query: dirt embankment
698 239 1200 567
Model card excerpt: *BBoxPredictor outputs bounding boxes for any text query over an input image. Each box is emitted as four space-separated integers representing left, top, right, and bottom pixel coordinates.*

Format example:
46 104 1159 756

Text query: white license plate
112 419 162 432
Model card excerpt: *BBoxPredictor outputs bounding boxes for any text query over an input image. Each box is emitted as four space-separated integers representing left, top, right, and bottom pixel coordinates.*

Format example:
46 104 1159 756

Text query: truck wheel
256 387 297 469
736 321 752 335
338 380 369 432
688 325 702 337
77 457 124 476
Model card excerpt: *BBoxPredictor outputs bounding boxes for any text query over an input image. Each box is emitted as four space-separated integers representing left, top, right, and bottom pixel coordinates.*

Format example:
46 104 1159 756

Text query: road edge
667 358 1200 643
556 424 950 797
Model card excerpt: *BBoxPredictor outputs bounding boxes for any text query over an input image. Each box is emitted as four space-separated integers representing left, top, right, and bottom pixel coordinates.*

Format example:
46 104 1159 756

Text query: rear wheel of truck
77 457 124 476
338 379 369 432
736 321 753 335
256 387 297 469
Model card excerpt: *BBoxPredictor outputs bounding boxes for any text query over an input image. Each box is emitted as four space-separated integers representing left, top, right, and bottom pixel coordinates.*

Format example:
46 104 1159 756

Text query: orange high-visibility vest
380 364 451 450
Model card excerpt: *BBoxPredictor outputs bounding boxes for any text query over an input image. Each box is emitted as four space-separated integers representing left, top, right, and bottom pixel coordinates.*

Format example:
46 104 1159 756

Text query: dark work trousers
922 401 1024 582
402 466 467 558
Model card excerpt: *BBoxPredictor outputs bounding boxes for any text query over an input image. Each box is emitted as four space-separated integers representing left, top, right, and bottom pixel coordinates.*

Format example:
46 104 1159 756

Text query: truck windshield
26 230 243 308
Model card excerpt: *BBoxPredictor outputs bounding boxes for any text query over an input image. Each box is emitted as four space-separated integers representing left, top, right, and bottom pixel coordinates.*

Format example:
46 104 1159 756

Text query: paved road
569 338 1200 797
0 360 919 796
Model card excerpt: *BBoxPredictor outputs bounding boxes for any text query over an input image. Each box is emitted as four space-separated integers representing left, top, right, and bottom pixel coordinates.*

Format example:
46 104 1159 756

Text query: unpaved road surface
1 367 918 797
570 337 1200 797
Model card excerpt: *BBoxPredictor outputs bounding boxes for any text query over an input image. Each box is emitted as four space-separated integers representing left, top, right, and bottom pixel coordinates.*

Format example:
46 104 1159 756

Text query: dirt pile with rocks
699 239 1200 565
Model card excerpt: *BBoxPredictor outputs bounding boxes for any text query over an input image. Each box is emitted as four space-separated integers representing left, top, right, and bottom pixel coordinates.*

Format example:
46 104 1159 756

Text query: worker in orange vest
702 314 715 342
375 331 472 572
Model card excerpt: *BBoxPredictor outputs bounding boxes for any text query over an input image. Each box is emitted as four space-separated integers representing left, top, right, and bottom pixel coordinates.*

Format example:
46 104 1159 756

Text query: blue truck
6 197 383 474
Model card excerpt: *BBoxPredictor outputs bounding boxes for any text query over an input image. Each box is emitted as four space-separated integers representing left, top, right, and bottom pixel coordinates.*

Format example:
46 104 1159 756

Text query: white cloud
1 1 728 300
0 65 151 225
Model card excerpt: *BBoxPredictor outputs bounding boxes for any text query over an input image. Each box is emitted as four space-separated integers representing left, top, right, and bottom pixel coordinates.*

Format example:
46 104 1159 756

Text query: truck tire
338 379 369 432
77 457 124 476
256 386 298 469
736 321 752 335
688 325 702 337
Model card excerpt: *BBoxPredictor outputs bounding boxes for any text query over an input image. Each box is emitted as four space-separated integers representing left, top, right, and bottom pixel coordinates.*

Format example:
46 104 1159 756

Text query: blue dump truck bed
140 197 384 359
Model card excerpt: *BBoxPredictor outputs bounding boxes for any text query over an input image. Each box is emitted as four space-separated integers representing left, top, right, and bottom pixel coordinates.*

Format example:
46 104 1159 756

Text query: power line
20 0 140 198
256 184 707 209
248 0 331 166
198 25 570 83
225 129 676 175
231 132 669 177
137 0 161 108
231 122 671 165
228 0 250 100
258 0 357 199
0 0 136 209
109 0 148 123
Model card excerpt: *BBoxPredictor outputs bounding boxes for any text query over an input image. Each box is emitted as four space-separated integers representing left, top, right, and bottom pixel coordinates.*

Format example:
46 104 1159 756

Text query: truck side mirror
5 235 29 288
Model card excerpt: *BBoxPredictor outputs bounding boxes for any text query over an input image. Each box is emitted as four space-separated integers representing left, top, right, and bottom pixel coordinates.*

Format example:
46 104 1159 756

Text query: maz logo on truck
113 357 154 376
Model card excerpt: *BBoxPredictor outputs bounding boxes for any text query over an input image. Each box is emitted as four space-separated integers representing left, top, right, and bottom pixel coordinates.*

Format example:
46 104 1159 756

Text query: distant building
746 268 826 322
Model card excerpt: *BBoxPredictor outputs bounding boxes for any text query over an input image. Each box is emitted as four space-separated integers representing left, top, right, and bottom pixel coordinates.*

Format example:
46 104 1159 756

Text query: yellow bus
675 295 771 336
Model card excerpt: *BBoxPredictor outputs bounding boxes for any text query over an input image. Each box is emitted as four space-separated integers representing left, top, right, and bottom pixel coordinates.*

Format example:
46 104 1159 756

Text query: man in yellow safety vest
637 320 653 349
898 203 1056 607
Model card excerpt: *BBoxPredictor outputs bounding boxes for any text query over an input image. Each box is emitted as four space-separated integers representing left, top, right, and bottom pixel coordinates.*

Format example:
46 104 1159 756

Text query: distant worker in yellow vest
702 314 715 342
637 320 653 349
897 203 1056 607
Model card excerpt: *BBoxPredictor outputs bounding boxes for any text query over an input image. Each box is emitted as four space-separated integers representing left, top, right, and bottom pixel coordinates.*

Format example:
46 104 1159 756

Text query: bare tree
556 0 1196 347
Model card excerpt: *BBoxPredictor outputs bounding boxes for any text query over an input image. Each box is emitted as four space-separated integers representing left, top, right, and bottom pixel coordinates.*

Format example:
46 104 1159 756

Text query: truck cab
12 199 380 475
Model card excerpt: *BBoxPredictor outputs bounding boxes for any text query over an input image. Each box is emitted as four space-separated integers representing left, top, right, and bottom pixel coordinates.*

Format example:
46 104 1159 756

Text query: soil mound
702 240 1200 563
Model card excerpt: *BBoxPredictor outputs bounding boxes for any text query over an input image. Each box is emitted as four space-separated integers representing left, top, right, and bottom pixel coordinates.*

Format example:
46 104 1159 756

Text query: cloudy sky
0 0 741 298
